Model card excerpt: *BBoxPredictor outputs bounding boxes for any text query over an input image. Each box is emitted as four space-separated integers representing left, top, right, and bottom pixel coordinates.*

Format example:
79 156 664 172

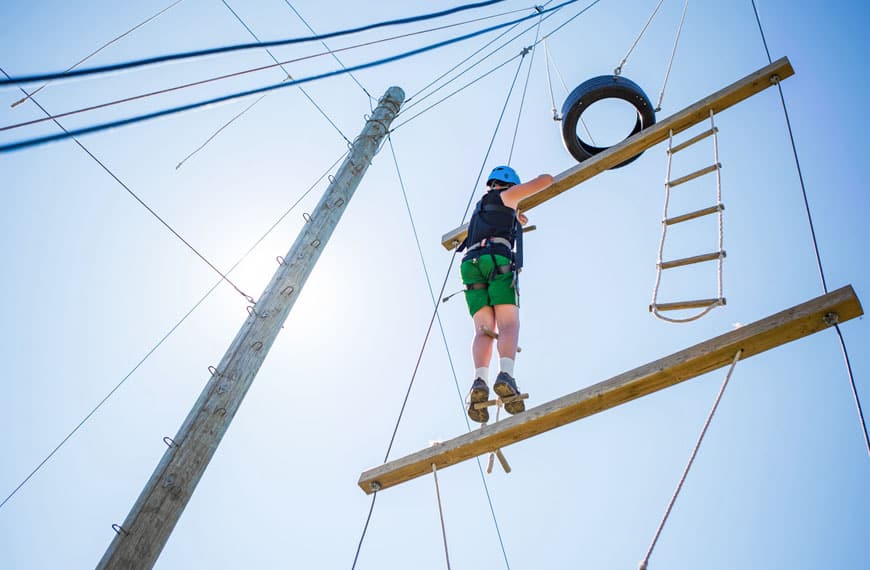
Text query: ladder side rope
638 349 743 570
0 151 345 512
654 0 690 112
432 463 453 570
10 0 186 108
750 0 869 455
650 110 724 323
614 0 666 76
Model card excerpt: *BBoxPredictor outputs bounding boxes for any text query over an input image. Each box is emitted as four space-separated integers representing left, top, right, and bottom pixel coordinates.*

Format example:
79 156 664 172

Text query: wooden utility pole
98 86 405 569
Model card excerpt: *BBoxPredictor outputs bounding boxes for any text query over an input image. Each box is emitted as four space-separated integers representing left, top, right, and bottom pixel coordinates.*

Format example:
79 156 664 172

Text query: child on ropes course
458 165 553 423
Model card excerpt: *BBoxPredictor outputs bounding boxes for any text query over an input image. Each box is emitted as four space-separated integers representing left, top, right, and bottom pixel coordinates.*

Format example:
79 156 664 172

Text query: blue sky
0 0 867 568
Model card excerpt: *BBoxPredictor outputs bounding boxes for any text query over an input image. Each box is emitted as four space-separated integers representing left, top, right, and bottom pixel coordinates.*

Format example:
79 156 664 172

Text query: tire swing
560 75 656 168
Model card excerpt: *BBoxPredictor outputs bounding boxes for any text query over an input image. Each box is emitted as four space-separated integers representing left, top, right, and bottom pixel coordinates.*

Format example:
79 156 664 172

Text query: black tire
560 75 656 168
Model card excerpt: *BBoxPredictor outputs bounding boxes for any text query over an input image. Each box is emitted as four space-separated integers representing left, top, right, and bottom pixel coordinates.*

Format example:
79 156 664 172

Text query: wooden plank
668 127 718 154
650 298 725 312
358 285 862 494
665 204 724 226
660 250 725 270
668 163 721 188
441 57 793 249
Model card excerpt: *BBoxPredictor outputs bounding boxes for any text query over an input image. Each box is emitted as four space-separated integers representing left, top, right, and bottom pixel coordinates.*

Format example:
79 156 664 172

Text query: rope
1 11 525 136
638 349 742 570
353 52 527 568
220 0 351 143
0 0 581 154
405 2 553 106
508 18 544 164
542 37 597 144
0 145 345 512
432 463 452 569
654 0 690 112
282 0 376 104
614 0 665 76
386 136 512 567
9 0 186 108
0 69 255 302
650 113 724 323
749 0 869 455
0 0 514 86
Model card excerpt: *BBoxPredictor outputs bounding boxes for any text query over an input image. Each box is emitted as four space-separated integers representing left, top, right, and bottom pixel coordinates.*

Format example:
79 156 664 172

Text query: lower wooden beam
358 285 862 494
441 57 794 250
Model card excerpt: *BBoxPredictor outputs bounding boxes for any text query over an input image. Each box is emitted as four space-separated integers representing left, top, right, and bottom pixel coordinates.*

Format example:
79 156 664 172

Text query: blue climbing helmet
486 165 520 187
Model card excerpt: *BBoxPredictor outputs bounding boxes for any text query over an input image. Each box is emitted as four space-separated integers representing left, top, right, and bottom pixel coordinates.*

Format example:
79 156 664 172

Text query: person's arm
500 174 553 210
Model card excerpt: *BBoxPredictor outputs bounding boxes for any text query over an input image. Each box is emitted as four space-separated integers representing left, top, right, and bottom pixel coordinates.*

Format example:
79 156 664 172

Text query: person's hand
518 212 528 225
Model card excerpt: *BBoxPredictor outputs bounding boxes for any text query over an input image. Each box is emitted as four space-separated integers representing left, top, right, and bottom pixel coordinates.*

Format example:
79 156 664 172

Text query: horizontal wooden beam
358 285 862 494
441 57 794 250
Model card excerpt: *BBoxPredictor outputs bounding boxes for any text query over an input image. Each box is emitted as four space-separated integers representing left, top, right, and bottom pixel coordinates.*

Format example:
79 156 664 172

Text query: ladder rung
667 163 721 188
665 203 724 226
659 250 726 270
668 127 718 154
649 298 726 312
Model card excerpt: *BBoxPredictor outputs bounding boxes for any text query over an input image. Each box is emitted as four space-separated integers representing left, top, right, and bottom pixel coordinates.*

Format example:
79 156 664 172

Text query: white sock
475 367 489 382
499 357 515 376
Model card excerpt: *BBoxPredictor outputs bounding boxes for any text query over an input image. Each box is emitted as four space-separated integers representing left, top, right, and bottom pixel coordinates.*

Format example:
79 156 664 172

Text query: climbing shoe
467 378 490 423
494 371 525 415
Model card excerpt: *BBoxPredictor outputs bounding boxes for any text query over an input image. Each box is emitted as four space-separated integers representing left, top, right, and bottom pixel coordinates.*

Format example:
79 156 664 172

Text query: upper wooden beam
441 57 794 249
358 285 862 494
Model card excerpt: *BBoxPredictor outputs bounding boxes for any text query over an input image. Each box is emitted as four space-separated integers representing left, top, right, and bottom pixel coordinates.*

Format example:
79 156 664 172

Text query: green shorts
460 253 517 316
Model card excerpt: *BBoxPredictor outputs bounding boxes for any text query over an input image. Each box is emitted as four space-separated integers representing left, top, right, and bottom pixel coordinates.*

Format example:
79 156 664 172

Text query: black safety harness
457 188 524 293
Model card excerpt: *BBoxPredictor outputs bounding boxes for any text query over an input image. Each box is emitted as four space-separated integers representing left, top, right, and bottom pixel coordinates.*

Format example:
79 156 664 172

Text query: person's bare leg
493 303 524 413
471 306 496 368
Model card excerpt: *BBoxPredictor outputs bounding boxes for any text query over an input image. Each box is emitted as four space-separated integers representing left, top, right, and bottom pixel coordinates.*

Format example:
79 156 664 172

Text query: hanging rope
654 0 690 112
432 463 453 569
542 36 596 144
638 349 743 570
750 0 868 456
650 111 725 323
614 0 666 76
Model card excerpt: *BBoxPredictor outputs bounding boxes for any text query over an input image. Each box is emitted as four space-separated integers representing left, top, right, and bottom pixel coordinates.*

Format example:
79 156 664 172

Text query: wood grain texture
359 285 861 494
441 57 794 249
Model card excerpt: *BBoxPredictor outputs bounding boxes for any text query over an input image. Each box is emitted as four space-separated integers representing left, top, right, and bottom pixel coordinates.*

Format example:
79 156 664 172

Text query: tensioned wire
750 0 868 456
177 0 357 170
0 0 581 154
0 147 347 511
383 135 513 568
0 67 255 305
352 49 530 570
9 0 186 109
0 0 513 86
393 0 606 132
0 5 536 135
